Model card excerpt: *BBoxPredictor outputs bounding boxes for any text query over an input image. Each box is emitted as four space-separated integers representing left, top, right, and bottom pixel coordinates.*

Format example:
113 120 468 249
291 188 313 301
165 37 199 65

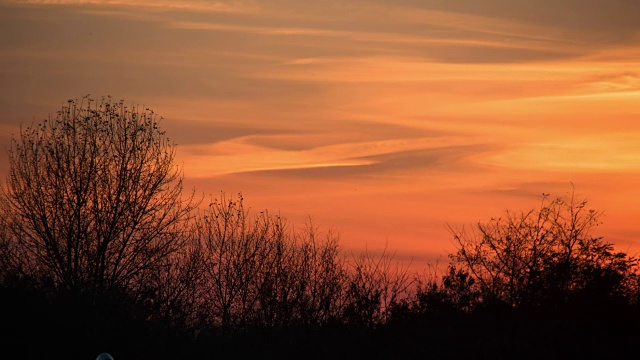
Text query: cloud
585 73 640 93
162 1 592 64
243 121 436 151
234 143 493 180
483 132 640 173
3 0 256 13
162 119 285 146
372 0 640 43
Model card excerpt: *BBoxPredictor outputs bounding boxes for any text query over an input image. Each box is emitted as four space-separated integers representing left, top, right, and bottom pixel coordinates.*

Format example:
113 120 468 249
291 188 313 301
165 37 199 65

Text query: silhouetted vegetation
2 96 640 359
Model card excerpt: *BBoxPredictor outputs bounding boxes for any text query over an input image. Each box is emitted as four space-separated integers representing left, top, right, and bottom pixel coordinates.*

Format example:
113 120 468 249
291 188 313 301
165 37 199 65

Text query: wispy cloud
178 131 492 178
4 0 256 13
484 132 640 173
180 139 375 178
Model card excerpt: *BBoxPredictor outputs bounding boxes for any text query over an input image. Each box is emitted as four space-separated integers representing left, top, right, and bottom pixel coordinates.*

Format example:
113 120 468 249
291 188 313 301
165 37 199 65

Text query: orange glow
1 0 640 266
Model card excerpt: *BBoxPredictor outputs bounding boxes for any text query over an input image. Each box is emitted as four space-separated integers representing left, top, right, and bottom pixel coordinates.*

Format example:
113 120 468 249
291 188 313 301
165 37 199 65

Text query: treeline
1 97 640 359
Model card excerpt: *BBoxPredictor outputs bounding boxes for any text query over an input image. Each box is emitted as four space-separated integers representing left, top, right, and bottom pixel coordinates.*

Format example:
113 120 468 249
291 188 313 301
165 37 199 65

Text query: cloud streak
4 0 256 13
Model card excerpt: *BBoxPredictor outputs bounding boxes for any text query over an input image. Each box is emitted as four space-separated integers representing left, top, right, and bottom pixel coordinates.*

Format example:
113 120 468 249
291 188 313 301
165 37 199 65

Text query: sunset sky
1 0 640 266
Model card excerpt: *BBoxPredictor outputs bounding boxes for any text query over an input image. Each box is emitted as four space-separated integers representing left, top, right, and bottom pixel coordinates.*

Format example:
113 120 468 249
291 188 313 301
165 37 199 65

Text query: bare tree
192 193 349 333
343 245 414 327
0 200 16 283
295 222 347 325
141 236 205 330
1 95 196 298
448 191 638 308
255 220 348 328
191 193 281 332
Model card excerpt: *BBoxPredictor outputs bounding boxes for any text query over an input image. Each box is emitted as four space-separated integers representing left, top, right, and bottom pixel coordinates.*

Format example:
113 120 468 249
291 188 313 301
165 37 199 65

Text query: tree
343 245 413 328
1 95 197 298
191 192 348 333
191 192 284 333
447 191 639 309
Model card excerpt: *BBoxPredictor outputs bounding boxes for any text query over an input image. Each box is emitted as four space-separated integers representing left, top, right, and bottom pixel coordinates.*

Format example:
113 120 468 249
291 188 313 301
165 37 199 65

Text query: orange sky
1 0 640 267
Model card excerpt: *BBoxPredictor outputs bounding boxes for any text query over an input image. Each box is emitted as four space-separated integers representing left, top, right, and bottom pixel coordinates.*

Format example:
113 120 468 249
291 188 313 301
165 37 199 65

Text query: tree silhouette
1 95 197 299
447 191 639 310
4 95 640 359
343 245 413 328
191 193 348 334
